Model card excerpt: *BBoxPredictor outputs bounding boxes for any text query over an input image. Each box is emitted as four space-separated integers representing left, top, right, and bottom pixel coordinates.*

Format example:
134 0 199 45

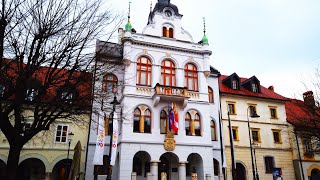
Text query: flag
110 112 119 166
172 103 179 133
168 103 174 132
93 113 104 165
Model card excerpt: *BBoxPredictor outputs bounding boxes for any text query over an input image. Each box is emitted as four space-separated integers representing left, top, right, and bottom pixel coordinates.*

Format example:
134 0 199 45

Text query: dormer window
252 83 258 92
25 88 38 102
61 92 74 103
232 80 238 90
0 85 5 97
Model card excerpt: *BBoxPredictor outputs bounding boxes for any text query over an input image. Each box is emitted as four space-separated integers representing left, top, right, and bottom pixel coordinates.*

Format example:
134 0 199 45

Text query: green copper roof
125 21 132 31
202 34 208 44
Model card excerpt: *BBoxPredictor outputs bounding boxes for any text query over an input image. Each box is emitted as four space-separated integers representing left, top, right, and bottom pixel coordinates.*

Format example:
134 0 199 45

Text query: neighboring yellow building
0 67 92 180
285 92 320 180
219 73 295 180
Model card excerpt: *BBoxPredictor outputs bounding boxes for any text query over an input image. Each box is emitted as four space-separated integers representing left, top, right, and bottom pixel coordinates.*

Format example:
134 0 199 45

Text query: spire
150 1 153 12
125 1 133 31
201 17 209 45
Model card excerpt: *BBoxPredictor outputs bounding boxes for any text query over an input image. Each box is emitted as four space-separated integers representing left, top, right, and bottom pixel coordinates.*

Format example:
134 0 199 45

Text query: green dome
125 21 132 31
202 34 208 44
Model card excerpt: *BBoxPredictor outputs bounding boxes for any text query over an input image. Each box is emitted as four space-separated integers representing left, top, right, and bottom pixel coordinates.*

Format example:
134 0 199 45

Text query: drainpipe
294 128 305 180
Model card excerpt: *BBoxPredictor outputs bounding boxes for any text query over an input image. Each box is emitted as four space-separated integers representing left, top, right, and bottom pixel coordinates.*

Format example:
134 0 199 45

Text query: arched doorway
213 158 219 177
235 162 246 180
51 159 72 180
17 158 46 180
132 151 151 180
0 160 6 179
311 168 320 180
159 152 179 180
187 153 204 180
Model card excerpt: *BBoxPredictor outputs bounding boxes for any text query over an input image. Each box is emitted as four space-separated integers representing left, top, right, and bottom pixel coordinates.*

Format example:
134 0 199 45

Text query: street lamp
66 132 74 179
227 108 236 180
107 93 120 180
247 106 260 180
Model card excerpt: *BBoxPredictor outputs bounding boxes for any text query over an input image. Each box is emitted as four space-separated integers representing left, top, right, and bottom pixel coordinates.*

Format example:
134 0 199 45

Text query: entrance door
159 156 170 180
235 163 246 180
311 169 320 180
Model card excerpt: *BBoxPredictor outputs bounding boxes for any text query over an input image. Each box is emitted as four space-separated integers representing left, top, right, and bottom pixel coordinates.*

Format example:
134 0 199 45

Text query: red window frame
185 63 198 91
185 112 192 136
169 28 174 38
103 74 118 93
208 86 214 103
161 60 176 86
163 27 167 37
194 113 201 136
137 57 152 86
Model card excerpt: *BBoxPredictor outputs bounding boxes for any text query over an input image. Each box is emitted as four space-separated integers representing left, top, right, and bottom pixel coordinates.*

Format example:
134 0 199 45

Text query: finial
201 17 209 45
203 17 206 34
125 1 133 31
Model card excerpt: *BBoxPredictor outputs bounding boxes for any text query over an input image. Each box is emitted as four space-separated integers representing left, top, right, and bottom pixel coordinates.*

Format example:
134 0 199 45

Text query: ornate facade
85 1 222 179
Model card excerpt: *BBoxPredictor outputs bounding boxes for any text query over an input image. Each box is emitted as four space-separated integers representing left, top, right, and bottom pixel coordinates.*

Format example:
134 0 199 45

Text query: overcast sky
105 0 320 99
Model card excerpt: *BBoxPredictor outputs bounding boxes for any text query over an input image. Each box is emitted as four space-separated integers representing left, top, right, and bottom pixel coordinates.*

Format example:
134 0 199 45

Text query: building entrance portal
235 162 247 180
158 152 179 180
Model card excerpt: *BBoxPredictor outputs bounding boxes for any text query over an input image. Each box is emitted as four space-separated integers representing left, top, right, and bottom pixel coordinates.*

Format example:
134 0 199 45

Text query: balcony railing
154 83 188 97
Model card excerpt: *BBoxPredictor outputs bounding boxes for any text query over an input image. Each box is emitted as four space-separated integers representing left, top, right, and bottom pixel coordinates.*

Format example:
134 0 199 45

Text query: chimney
118 28 124 44
303 91 316 109
268 86 274 92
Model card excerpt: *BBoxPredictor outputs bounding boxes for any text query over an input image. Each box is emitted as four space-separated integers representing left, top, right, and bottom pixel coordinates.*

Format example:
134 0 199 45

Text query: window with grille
55 125 68 143
264 157 274 174
137 57 152 86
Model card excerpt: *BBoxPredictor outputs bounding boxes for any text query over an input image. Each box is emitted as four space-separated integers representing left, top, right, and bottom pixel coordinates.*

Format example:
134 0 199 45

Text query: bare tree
0 0 122 179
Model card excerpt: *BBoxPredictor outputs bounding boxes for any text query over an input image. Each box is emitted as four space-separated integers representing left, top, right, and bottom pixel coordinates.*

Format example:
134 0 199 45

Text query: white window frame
25 88 38 101
54 124 69 143
252 83 258 92
232 80 238 90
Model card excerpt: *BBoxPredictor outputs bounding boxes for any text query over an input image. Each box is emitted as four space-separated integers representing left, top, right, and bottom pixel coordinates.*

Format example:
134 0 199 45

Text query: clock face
165 10 172 17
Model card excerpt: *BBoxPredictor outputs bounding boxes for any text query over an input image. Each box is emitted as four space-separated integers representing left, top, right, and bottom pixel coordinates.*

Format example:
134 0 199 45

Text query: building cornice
123 36 212 55
222 118 288 126
225 145 292 152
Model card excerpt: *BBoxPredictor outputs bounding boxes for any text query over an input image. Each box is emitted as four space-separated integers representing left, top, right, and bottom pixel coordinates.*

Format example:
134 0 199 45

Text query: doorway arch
159 152 179 180
235 162 247 180
187 153 204 180
311 168 320 180
17 158 46 180
51 159 72 180
132 151 151 180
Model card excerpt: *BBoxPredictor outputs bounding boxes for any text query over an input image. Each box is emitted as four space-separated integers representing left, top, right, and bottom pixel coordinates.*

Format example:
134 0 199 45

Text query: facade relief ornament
164 132 176 151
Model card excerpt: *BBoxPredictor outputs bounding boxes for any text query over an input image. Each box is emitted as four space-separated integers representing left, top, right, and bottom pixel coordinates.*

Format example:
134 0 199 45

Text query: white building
85 0 223 179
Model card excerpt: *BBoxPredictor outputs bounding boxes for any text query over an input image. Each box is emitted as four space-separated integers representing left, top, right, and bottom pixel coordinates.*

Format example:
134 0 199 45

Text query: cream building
219 73 295 180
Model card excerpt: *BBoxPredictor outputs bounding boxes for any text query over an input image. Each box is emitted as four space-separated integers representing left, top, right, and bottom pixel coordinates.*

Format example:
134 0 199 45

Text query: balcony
153 83 189 108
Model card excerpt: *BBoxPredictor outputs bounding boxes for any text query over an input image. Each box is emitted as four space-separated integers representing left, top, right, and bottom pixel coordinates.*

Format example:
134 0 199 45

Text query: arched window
144 109 152 133
137 57 152 86
103 74 118 93
194 113 201 136
185 63 198 91
161 60 176 86
160 110 167 134
133 108 141 133
163 27 167 37
211 120 216 141
185 112 191 136
169 28 174 38
208 87 214 103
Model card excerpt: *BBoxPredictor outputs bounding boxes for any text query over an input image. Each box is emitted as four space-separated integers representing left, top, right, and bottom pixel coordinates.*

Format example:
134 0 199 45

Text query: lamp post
247 106 260 180
252 142 259 180
66 132 74 179
107 93 120 180
227 109 236 180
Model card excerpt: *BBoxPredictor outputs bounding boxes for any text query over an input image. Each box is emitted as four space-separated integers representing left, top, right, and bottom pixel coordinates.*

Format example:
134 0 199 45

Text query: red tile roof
219 75 288 101
285 98 320 127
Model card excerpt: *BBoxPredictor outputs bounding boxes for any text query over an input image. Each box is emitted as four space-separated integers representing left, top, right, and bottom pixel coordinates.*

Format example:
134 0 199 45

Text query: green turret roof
202 34 208 44
125 21 132 31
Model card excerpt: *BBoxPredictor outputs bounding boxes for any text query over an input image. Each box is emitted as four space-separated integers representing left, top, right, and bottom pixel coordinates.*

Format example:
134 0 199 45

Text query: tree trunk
6 143 23 180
